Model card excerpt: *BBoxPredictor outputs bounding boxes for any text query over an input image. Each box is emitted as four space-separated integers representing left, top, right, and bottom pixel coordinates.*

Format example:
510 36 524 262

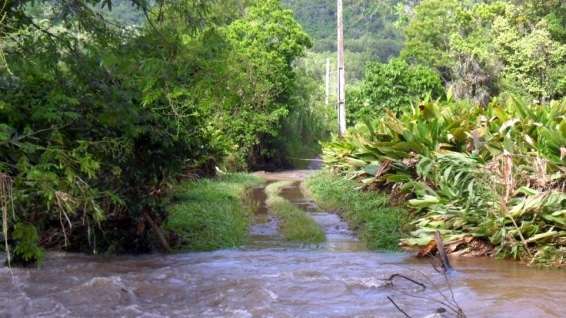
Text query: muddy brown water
1 171 565 317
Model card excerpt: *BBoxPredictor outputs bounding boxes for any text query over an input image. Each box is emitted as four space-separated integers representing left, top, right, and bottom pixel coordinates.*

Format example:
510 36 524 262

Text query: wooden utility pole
337 0 347 136
325 58 330 106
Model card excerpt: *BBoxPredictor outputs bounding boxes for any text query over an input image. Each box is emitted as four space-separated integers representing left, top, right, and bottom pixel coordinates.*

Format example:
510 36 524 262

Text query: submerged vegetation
305 171 407 250
265 181 325 243
165 174 263 251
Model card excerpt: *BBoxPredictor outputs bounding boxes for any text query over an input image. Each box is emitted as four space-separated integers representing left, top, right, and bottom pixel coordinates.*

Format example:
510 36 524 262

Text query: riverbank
165 173 263 251
304 171 408 250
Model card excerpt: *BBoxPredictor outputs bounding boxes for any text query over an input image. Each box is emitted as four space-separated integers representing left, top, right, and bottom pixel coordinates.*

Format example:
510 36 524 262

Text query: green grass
165 173 263 251
265 181 325 243
304 171 408 250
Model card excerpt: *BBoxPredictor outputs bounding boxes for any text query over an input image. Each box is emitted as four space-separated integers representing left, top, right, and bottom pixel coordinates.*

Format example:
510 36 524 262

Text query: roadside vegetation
0 0 332 266
322 98 565 265
165 174 263 251
305 172 408 250
317 0 566 266
265 181 325 243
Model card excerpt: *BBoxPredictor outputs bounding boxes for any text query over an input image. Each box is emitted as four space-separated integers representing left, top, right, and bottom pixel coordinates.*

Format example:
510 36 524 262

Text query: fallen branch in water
143 211 172 253
434 231 452 272
382 273 427 291
382 252 466 318
1 173 13 267
387 296 412 318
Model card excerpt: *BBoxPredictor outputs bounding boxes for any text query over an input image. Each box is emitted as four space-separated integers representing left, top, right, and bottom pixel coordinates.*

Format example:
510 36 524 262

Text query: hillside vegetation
283 0 402 82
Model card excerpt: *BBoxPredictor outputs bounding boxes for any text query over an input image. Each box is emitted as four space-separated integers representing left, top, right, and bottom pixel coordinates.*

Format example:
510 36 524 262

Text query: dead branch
383 273 427 291
0 173 13 266
387 296 412 318
143 211 172 253
435 231 452 272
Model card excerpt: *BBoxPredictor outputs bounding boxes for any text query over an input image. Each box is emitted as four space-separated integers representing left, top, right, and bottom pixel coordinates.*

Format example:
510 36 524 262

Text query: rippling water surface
1 172 565 317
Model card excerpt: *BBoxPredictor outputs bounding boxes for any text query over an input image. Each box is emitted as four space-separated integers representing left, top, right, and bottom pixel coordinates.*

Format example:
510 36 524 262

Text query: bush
348 59 444 124
10 223 45 266
0 0 319 261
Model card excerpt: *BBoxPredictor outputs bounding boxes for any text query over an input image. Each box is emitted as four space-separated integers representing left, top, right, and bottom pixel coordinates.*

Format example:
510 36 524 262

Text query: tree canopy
0 0 329 263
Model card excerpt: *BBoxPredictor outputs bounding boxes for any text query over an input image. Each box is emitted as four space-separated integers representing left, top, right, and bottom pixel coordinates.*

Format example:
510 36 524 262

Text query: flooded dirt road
1 171 565 317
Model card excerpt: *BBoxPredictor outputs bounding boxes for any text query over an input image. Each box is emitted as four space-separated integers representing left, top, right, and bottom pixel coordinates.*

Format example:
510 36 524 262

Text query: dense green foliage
305 171 408 250
283 0 401 53
400 0 566 105
0 0 329 263
337 0 566 125
314 0 566 266
265 180 325 243
347 59 444 123
165 174 262 251
277 70 334 168
220 0 314 168
321 98 566 265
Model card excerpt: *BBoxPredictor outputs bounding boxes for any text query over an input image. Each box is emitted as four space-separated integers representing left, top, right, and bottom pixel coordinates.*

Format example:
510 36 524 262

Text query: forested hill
100 0 403 63
282 0 403 81
282 0 402 55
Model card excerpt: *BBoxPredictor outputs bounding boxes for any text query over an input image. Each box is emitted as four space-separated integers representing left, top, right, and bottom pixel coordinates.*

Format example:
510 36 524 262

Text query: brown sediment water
1 171 565 318
247 182 285 248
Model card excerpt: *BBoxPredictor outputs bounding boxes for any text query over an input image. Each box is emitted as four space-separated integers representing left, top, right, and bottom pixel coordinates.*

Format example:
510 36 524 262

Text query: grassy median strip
304 171 408 250
165 173 263 251
265 181 325 243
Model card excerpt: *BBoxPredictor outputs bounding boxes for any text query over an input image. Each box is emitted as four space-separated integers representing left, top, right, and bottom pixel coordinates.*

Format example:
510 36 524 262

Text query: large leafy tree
400 0 462 76
493 5 566 102
400 0 566 105
0 0 222 257
222 0 312 167
347 58 444 124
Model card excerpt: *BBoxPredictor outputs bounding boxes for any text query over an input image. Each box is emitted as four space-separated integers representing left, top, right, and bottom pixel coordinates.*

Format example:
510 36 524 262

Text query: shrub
348 59 444 124
11 223 44 266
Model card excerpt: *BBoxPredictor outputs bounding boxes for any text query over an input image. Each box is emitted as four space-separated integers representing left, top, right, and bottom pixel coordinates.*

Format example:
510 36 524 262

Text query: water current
1 171 565 317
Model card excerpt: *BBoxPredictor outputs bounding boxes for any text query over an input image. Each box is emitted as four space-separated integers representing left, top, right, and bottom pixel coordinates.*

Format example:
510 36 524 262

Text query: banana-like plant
322 97 566 265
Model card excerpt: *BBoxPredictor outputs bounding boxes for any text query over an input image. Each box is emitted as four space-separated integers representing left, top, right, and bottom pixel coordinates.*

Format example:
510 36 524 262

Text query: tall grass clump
165 174 263 251
265 181 325 243
322 96 565 266
305 171 408 250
